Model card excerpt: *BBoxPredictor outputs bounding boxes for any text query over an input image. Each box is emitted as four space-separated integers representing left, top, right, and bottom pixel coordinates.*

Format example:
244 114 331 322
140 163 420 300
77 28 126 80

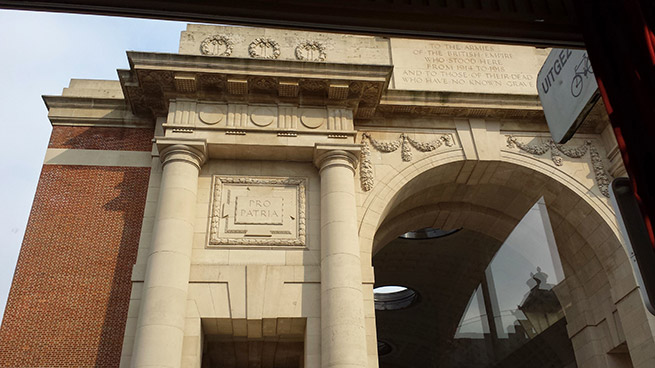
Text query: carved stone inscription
390 38 547 95
209 176 306 247
235 196 283 225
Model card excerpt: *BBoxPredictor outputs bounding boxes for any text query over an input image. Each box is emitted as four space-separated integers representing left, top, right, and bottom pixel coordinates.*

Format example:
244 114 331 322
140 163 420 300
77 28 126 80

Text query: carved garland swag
359 133 611 198
506 135 611 197
360 132 454 191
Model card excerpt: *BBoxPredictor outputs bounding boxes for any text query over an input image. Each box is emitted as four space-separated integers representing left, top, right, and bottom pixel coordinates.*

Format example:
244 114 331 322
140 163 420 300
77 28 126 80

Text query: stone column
314 144 368 368
131 141 206 368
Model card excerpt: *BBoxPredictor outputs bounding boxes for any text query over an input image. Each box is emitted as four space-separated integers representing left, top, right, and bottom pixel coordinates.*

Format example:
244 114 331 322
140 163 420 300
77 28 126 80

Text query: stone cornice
42 95 151 128
119 51 393 120
125 51 392 80
375 89 608 132
377 89 545 121
44 52 607 134
43 96 125 109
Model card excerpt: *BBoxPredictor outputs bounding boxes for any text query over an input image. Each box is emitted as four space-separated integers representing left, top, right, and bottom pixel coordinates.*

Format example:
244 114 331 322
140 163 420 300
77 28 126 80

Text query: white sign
538 48 600 143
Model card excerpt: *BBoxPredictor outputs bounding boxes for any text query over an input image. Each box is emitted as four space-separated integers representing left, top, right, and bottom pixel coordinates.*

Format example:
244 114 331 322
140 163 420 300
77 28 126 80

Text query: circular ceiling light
374 285 418 311
399 227 460 240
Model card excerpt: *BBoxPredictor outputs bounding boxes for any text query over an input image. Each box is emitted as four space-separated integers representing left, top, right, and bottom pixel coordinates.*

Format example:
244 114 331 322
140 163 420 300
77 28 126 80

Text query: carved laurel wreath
506 135 611 197
200 35 234 56
248 38 281 59
295 41 327 61
360 132 455 191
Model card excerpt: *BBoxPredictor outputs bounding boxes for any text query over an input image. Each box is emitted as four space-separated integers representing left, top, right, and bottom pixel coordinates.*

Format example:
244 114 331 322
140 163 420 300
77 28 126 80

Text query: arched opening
364 160 649 368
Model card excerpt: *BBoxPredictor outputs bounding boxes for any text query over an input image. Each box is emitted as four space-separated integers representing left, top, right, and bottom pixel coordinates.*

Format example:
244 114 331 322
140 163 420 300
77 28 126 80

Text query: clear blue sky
0 9 191 323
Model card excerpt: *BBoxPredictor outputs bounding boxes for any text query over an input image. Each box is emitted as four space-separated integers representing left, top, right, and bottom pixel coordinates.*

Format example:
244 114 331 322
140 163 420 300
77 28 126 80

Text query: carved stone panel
295 41 327 61
198 104 226 125
249 106 277 127
249 38 281 59
299 108 327 129
209 176 307 247
200 35 234 56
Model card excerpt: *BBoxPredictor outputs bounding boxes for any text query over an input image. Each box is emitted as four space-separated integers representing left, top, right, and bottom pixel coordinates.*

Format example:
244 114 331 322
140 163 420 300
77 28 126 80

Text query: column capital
313 143 361 173
156 139 207 170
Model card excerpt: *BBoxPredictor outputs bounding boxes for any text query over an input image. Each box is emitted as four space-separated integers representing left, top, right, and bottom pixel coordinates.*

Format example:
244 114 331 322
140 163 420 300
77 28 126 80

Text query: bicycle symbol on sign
571 53 594 97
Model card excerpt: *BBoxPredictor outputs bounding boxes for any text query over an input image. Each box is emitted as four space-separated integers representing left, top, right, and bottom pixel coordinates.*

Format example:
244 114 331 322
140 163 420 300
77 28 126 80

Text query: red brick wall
49 126 153 151
0 126 153 367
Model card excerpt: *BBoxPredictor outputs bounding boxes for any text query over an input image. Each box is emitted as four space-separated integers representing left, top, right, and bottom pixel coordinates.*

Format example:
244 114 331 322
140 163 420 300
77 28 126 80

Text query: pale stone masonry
131 142 207 367
1 23 653 368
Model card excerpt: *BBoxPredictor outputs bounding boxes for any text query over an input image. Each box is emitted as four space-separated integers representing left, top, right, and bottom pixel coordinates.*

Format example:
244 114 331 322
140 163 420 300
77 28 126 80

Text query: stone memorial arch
1 23 654 368
358 142 652 367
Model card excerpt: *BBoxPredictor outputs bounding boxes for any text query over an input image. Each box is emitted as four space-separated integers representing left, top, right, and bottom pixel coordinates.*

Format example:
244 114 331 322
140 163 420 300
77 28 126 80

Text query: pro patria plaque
209 176 306 247
234 196 284 225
